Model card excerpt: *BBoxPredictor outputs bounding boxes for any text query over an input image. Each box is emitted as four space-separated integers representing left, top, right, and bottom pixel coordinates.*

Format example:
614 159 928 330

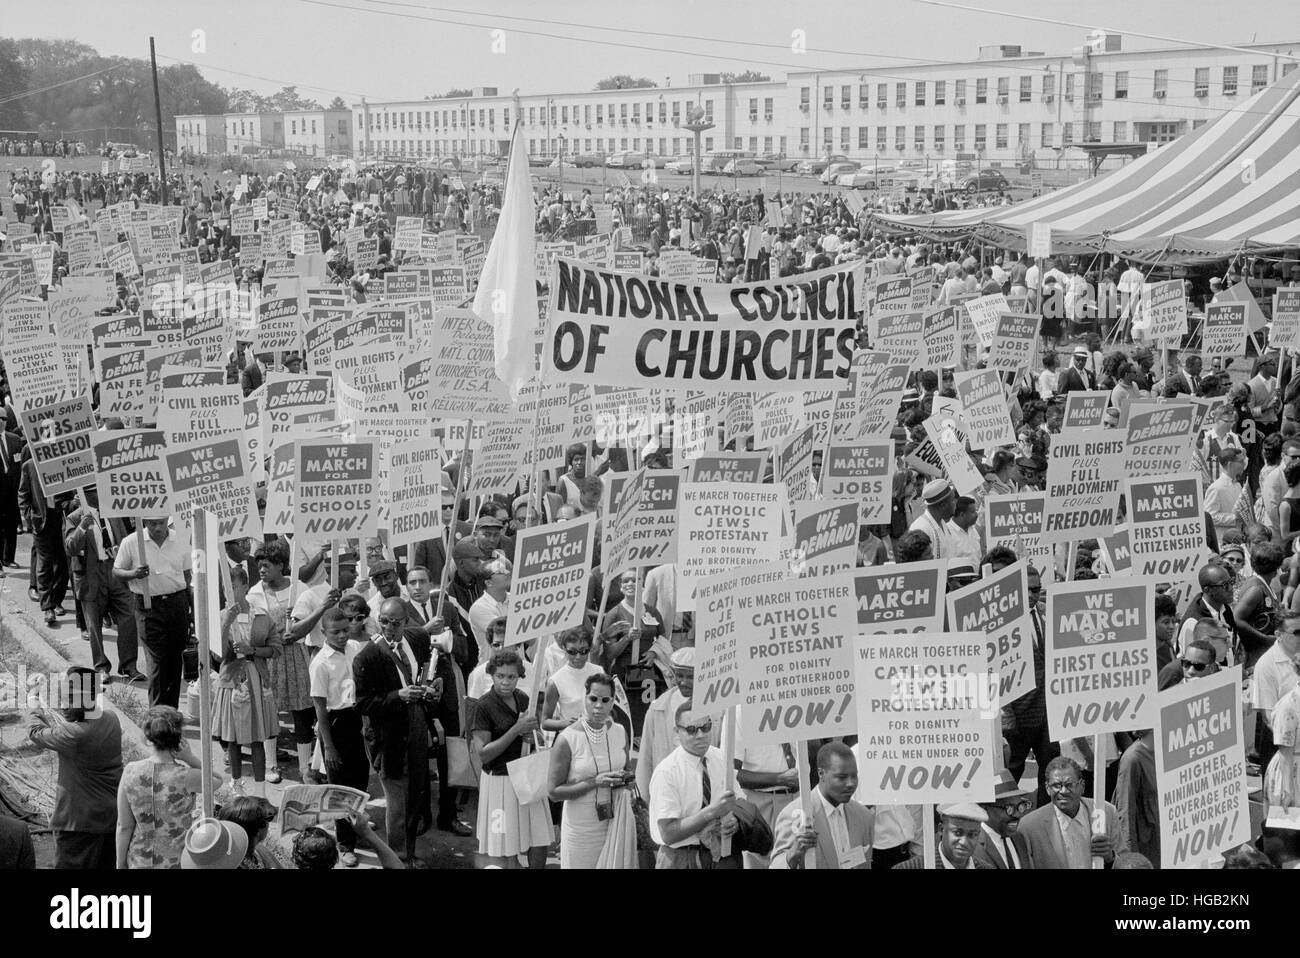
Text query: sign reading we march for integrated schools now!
1046 579 1157 740
293 439 377 547
854 632 996 804
734 571 858 744
1125 473 1205 581
507 515 595 647
1155 668 1249 868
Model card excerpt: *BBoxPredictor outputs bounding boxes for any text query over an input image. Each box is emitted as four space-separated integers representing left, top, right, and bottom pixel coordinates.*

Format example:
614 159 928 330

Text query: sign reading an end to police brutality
293 439 378 546
506 515 595 646
852 560 948 634
93 430 169 518
1041 430 1127 545
823 443 892 524
1155 667 1249 868
677 481 789 611
1125 473 1205 581
735 571 858 745
954 369 1016 451
1201 302 1248 363
695 561 789 712
544 258 862 392
946 560 1035 707
163 435 260 540
854 631 996 804
1046 579 1157 740
792 501 859 575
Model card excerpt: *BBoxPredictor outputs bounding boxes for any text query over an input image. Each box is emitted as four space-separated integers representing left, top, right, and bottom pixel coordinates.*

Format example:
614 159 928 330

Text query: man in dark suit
353 596 436 866
973 770 1033 869
1055 345 1097 395
0 426 22 568
1165 354 1202 397
893 804 993 869
18 448 70 626
64 497 140 679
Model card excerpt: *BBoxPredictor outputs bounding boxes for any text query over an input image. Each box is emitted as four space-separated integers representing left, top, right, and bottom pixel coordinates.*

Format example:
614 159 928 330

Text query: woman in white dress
1265 680 1300 813
541 626 602 738
546 672 635 869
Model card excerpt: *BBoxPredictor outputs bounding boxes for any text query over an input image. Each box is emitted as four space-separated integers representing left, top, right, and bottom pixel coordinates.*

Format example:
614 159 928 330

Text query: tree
594 75 657 90
328 96 348 110
441 88 472 99
720 71 770 83
0 38 31 130
265 85 322 111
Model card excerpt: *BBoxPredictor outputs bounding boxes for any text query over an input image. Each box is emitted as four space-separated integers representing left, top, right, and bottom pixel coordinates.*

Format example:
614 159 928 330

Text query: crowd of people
0 150 1297 873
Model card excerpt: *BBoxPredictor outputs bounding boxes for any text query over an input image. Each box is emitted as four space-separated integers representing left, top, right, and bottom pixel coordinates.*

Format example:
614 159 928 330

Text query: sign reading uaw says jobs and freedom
543 258 863 392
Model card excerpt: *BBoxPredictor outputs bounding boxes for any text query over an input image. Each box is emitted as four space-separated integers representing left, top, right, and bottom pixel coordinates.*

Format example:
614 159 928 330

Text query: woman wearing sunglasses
541 625 602 735
547 672 635 869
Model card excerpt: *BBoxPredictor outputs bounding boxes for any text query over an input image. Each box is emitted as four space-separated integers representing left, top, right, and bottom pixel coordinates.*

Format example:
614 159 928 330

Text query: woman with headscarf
547 671 635 868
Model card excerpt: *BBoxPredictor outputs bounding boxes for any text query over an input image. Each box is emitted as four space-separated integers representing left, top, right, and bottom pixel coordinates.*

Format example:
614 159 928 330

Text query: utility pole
149 36 168 204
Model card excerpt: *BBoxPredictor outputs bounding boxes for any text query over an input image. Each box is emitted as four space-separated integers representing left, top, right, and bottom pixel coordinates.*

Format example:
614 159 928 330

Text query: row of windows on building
794 119 1204 153
362 135 797 157
799 63 1285 110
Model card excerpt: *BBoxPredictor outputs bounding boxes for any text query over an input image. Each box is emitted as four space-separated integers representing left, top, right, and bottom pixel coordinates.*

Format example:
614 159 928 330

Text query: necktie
1031 609 1044 649
420 601 429 623
1003 836 1017 869
781 742 796 769
701 757 711 806
0 437 8 473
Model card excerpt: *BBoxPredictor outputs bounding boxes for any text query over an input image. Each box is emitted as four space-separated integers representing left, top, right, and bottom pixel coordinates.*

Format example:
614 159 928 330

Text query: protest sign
752 391 805 449
986 312 1040 374
852 560 947 635
1122 402 1196 478
1046 578 1157 740
1 299 53 347
1142 280 1189 341
506 515 595 645
1062 390 1111 430
822 443 892 524
920 414 983 497
947 560 1035 706
921 305 960 369
262 441 297 534
872 310 923 368
427 308 517 421
163 434 259 539
3 338 69 411
735 570 858 744
93 429 169 518
954 369 1016 451
544 258 862 393
695 561 789 712
854 631 996 804
96 343 148 420
851 360 910 441
720 391 753 449
963 292 1009 348
466 418 529 495
688 451 767 482
19 394 96 495
870 274 912 318
253 295 301 353
1201 303 1247 363
609 469 682 575
1124 473 1205 581
1270 287 1300 350
293 439 378 547
385 438 446 549
611 251 643 273
1097 523 1132 574
777 423 817 502
984 492 1053 575
1041 430 1127 544
264 374 332 452
1028 222 1051 258
677 481 789 610
1154 668 1249 868
792 500 859 574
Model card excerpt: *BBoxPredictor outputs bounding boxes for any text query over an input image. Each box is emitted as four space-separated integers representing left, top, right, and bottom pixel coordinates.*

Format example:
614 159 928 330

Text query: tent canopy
867 68 1300 265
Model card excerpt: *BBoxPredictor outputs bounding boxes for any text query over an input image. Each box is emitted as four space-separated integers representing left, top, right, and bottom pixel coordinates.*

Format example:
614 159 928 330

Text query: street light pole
682 106 714 200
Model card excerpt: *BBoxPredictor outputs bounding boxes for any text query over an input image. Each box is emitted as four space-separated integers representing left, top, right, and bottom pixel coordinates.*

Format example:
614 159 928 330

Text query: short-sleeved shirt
1253 642 1300 720
291 584 331 649
308 640 366 710
113 532 189 596
648 745 742 848
469 688 531 773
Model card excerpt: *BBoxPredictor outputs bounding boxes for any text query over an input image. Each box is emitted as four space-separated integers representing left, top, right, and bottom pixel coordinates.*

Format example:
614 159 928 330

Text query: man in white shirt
945 494 982 567
733 710 800 868
643 562 686 642
290 552 357 651
769 741 873 869
1253 610 1300 765
648 701 743 869
1204 447 1247 542
636 648 720 797
973 770 1033 869
909 478 956 560
309 609 369 866
112 517 191 708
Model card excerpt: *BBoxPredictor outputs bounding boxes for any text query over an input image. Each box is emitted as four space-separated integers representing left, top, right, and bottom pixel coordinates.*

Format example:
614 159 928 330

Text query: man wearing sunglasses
635 647 720 799
1175 562 1238 659
972 770 1033 869
1157 639 1221 691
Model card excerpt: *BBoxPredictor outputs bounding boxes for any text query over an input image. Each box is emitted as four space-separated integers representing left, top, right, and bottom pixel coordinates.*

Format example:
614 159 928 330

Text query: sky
5 0 1297 103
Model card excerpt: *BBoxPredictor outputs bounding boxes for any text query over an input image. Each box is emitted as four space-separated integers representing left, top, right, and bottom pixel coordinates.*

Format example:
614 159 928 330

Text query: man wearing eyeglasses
648 701 743 869
972 770 1033 869
1018 756 1125 869
1157 638 1221 691
635 647 720 799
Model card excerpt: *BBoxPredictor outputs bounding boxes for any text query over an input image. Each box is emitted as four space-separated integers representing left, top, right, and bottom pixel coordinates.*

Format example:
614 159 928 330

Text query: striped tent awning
867 68 1300 264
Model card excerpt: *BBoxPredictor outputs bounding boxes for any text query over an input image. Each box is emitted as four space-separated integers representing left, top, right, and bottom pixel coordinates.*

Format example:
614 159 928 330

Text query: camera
595 801 614 822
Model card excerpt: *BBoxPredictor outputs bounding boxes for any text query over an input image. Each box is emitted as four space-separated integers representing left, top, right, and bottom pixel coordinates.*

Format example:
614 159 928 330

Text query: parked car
775 156 802 172
664 155 695 174
819 160 861 184
723 159 764 176
837 170 895 190
606 151 647 168
959 169 1009 192
795 154 848 176
548 153 579 167
574 153 606 167
753 153 785 170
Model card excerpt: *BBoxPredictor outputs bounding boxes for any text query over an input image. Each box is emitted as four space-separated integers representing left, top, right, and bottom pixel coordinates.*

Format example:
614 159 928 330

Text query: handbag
506 731 551 806
445 735 481 790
